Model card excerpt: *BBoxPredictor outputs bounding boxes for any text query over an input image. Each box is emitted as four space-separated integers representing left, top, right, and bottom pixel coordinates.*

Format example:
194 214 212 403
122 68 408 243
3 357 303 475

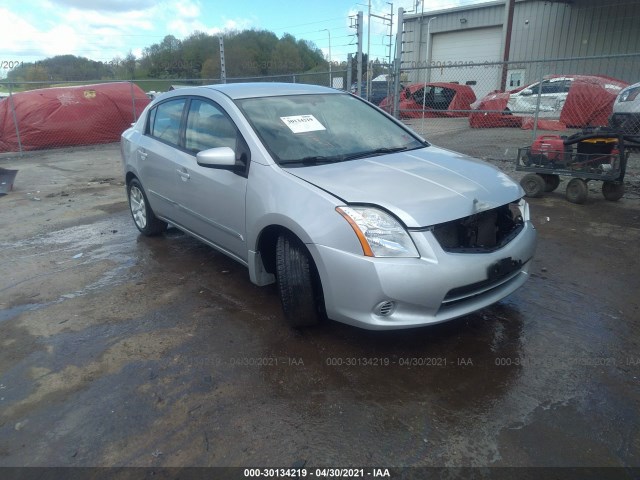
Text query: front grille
430 203 523 253
443 264 523 305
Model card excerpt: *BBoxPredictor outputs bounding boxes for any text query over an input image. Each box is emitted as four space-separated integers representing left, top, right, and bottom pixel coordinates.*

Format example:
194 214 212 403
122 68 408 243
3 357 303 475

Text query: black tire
566 178 588 204
520 173 546 198
127 178 167 236
276 234 323 327
541 174 561 193
602 181 625 202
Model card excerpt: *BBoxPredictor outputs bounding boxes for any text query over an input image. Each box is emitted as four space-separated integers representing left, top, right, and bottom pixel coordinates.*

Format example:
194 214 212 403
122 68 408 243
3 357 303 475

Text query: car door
136 97 188 221
511 81 543 113
555 79 572 112
171 97 249 261
539 78 568 112
432 86 450 110
511 78 565 114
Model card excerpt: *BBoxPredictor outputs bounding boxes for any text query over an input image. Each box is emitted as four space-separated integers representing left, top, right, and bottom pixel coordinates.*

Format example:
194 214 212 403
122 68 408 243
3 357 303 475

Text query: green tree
124 52 136 79
201 58 219 82
270 34 302 74
4 28 330 87
25 65 49 82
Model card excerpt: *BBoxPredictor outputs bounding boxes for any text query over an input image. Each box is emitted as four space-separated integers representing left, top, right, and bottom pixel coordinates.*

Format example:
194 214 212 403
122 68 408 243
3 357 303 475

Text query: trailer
516 128 640 204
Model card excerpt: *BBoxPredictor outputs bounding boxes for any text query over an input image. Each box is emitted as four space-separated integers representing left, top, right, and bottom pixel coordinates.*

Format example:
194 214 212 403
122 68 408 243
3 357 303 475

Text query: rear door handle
138 149 147 160
177 169 190 181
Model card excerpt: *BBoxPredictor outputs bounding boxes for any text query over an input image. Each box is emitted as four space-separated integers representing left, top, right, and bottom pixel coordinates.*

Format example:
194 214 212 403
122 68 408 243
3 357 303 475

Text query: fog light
374 301 396 317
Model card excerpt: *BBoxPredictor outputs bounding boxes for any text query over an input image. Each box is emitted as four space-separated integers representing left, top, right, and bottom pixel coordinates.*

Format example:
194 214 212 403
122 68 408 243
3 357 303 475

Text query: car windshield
235 93 426 166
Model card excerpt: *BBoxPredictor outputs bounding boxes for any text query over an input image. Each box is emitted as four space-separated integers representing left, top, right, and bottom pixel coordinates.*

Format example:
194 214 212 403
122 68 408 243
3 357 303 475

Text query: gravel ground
403 117 640 200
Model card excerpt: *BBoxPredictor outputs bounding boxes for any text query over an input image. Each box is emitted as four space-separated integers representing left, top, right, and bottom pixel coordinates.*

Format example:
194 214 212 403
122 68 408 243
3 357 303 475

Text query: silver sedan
121 83 536 330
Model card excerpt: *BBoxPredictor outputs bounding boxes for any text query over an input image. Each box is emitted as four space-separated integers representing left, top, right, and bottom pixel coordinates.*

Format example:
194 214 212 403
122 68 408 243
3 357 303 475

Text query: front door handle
177 169 190 181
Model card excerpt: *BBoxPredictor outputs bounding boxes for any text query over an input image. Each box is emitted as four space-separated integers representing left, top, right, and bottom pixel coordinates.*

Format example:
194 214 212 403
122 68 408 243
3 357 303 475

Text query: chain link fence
392 54 640 163
1 55 639 167
0 70 346 155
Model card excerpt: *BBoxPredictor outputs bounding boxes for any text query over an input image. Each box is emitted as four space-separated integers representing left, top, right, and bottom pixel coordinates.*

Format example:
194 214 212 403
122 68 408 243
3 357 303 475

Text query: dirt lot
1 141 640 474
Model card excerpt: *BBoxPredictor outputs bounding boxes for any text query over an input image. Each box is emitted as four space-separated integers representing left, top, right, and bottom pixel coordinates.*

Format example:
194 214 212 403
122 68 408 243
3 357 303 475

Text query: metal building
402 0 640 98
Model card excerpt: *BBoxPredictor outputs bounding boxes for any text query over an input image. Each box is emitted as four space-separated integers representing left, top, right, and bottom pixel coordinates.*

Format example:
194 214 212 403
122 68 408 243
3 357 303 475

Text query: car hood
285 146 523 228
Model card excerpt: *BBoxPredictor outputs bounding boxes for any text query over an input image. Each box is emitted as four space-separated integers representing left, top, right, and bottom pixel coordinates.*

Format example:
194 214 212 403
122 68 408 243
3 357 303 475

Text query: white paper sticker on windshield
280 115 326 133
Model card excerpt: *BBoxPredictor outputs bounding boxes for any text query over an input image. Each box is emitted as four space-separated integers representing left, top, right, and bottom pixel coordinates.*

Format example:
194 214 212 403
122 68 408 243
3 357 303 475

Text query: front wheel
565 178 588 204
602 181 624 202
541 174 561 192
127 178 167 236
276 234 323 328
520 173 546 198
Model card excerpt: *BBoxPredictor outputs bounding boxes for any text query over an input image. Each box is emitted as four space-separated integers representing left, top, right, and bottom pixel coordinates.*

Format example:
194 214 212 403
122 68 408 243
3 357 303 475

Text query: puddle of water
0 303 45 323
1 213 145 314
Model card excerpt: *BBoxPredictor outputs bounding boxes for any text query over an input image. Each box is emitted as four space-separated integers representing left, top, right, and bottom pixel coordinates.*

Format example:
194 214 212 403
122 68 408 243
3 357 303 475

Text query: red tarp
469 75 628 130
380 83 476 119
560 77 628 127
520 117 567 131
0 82 150 152
468 92 522 128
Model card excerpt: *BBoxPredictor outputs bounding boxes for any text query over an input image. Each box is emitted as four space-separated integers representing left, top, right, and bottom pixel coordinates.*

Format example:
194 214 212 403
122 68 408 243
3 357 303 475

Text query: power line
268 16 347 32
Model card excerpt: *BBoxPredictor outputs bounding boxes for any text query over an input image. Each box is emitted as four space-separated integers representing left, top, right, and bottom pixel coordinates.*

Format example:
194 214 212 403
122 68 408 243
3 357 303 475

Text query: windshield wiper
279 145 421 166
342 146 409 162
279 155 341 166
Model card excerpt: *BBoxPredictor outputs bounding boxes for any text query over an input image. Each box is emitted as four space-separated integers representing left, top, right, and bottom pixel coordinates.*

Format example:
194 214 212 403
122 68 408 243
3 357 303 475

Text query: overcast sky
1 0 484 71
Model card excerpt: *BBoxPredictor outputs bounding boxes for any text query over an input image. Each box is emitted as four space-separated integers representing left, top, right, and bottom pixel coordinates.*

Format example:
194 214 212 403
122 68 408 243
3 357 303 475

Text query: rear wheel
520 173 546 198
127 178 167 236
541 174 561 192
602 181 625 201
565 178 588 204
276 234 323 328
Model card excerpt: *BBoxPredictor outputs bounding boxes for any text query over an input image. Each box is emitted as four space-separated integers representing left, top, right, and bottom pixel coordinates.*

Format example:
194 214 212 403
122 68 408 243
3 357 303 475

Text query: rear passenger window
540 80 564 94
149 98 187 146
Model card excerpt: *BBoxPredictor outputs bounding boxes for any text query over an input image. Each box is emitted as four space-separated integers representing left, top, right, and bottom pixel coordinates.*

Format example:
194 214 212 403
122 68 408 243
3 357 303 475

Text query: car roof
199 82 343 99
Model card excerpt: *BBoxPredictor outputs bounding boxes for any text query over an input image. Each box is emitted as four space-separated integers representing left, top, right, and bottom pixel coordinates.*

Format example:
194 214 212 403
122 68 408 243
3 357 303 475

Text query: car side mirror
196 147 236 168
521 88 533 96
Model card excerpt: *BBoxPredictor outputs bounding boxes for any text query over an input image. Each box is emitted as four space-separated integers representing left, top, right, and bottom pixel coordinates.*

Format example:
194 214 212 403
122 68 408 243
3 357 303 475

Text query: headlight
336 206 419 258
619 87 640 103
512 198 530 222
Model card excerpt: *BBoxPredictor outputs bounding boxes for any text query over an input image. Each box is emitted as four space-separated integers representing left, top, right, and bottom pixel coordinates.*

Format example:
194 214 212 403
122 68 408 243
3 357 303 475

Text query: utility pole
321 29 332 87
416 0 424 76
424 17 437 84
500 0 516 91
367 1 371 101
219 36 226 84
387 3 394 99
357 11 363 98
369 3 393 97
392 7 404 118
347 53 353 91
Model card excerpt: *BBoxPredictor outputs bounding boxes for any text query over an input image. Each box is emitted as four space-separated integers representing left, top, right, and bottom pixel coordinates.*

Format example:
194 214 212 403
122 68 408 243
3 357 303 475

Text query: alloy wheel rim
129 186 147 229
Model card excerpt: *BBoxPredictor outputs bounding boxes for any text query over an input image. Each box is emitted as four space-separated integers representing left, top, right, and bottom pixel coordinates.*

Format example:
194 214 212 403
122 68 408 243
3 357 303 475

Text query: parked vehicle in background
610 81 640 135
379 82 476 119
121 83 536 330
505 75 627 115
507 77 574 114
350 81 395 106
470 75 628 129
